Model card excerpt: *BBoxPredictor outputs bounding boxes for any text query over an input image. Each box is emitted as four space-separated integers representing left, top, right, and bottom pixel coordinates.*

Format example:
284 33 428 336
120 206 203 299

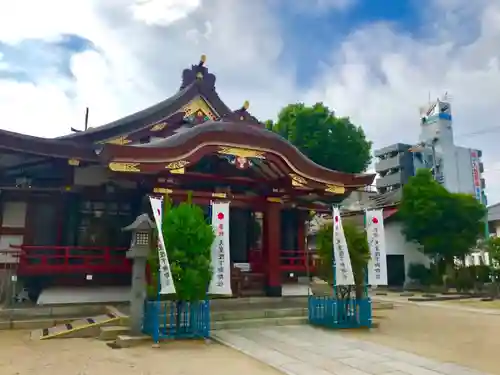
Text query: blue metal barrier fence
308 295 372 329
143 300 210 342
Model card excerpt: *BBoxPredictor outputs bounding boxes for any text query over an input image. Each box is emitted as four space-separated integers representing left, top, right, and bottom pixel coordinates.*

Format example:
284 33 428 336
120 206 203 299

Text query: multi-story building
374 96 487 204
374 143 415 194
418 97 487 203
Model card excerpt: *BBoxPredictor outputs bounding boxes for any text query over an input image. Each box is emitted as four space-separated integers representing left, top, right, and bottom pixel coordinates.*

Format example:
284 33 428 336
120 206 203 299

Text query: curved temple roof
100 120 375 188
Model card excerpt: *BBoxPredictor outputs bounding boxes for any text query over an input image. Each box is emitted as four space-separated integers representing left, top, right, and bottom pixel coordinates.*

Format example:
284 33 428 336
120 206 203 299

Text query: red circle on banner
372 217 378 224
334 216 339 222
157 209 161 216
218 212 224 220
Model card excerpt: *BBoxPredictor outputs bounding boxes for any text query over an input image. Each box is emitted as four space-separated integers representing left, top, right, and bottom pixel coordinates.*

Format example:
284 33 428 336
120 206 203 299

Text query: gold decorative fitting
150 122 167 131
325 184 346 194
267 197 282 203
109 162 141 173
107 136 131 145
200 54 207 63
153 187 173 194
166 160 189 170
196 72 203 79
218 147 265 159
64 186 72 191
212 192 227 198
289 173 307 187
170 168 185 174
243 100 250 110
67 158 80 166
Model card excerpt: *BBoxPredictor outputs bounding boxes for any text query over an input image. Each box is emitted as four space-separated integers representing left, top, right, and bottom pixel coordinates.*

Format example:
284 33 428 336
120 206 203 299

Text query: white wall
385 221 430 280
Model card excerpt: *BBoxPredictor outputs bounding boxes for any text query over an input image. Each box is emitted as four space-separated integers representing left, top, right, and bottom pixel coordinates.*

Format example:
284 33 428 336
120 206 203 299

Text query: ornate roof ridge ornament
181 54 216 90
221 100 262 126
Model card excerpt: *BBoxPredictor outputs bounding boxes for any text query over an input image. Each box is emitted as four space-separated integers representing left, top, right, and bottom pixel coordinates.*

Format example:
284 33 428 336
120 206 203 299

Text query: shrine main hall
0 55 374 298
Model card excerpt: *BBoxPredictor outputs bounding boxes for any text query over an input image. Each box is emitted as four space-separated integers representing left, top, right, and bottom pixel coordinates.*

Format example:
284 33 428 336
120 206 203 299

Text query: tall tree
265 103 372 173
398 169 486 264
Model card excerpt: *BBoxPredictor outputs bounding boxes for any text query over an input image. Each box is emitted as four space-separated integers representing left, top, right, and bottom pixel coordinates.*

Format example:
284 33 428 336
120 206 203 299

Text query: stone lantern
122 213 155 335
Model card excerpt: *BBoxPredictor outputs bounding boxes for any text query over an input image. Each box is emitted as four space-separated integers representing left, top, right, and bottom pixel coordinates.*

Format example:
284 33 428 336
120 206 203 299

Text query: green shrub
147 194 214 302
407 263 432 286
455 267 474 292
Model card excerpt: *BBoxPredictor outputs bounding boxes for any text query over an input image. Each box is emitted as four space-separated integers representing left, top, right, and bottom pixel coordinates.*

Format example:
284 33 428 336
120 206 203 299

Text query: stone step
212 316 307 330
99 326 130 341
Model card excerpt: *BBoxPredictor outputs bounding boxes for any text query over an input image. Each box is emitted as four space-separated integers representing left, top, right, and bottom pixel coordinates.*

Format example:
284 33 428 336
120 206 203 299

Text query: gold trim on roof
325 184 345 194
106 136 132 145
67 158 80 166
181 97 218 120
153 187 173 194
267 197 282 203
218 147 265 159
109 162 141 173
290 173 306 187
166 160 189 170
151 122 167 132
212 192 227 198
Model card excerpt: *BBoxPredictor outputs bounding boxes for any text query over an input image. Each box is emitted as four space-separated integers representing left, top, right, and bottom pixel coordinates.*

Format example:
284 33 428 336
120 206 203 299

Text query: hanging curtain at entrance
149 197 176 295
208 201 233 295
332 206 355 286
365 209 388 286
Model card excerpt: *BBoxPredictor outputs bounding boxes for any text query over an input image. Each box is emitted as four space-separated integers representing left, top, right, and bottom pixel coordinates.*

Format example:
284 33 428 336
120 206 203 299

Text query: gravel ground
344 303 500 374
0 331 283 375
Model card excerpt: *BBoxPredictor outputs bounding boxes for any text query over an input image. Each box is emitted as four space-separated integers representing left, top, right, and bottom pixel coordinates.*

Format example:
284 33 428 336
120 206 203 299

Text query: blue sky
275 0 422 85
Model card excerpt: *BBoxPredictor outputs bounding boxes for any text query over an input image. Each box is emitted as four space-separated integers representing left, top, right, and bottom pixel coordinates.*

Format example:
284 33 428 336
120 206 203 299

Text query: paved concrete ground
214 326 491 375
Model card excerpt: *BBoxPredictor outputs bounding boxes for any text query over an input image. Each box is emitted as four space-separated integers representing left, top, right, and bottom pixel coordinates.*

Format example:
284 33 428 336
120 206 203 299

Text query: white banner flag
149 197 176 295
366 209 388 286
332 207 355 286
208 201 232 295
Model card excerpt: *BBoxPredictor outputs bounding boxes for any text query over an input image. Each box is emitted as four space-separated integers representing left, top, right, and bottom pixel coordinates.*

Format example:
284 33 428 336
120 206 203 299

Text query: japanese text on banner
366 209 388 286
208 202 232 295
149 197 176 295
332 207 355 286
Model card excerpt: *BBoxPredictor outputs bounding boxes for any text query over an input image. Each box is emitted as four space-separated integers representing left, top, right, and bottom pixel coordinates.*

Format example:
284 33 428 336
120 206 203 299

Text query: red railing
11 245 131 276
248 249 316 273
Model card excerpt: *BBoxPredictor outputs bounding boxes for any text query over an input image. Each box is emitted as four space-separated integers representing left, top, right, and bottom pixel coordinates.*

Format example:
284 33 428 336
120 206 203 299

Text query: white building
418 97 486 201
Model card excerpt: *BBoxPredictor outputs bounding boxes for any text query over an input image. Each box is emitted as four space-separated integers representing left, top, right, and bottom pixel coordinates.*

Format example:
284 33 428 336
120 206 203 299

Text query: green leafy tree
482 236 500 266
398 169 486 265
265 103 372 173
479 236 500 298
316 219 370 298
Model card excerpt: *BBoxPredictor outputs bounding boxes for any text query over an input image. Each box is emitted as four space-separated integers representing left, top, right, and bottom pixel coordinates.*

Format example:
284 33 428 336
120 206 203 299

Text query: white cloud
130 0 202 26
0 0 500 203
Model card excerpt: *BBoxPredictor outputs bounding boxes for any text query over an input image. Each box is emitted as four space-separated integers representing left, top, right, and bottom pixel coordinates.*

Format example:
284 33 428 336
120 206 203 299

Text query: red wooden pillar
263 201 282 296
296 210 306 270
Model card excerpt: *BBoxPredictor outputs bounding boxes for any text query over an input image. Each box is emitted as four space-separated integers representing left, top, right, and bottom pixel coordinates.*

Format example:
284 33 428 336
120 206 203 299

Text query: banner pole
332 205 337 299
